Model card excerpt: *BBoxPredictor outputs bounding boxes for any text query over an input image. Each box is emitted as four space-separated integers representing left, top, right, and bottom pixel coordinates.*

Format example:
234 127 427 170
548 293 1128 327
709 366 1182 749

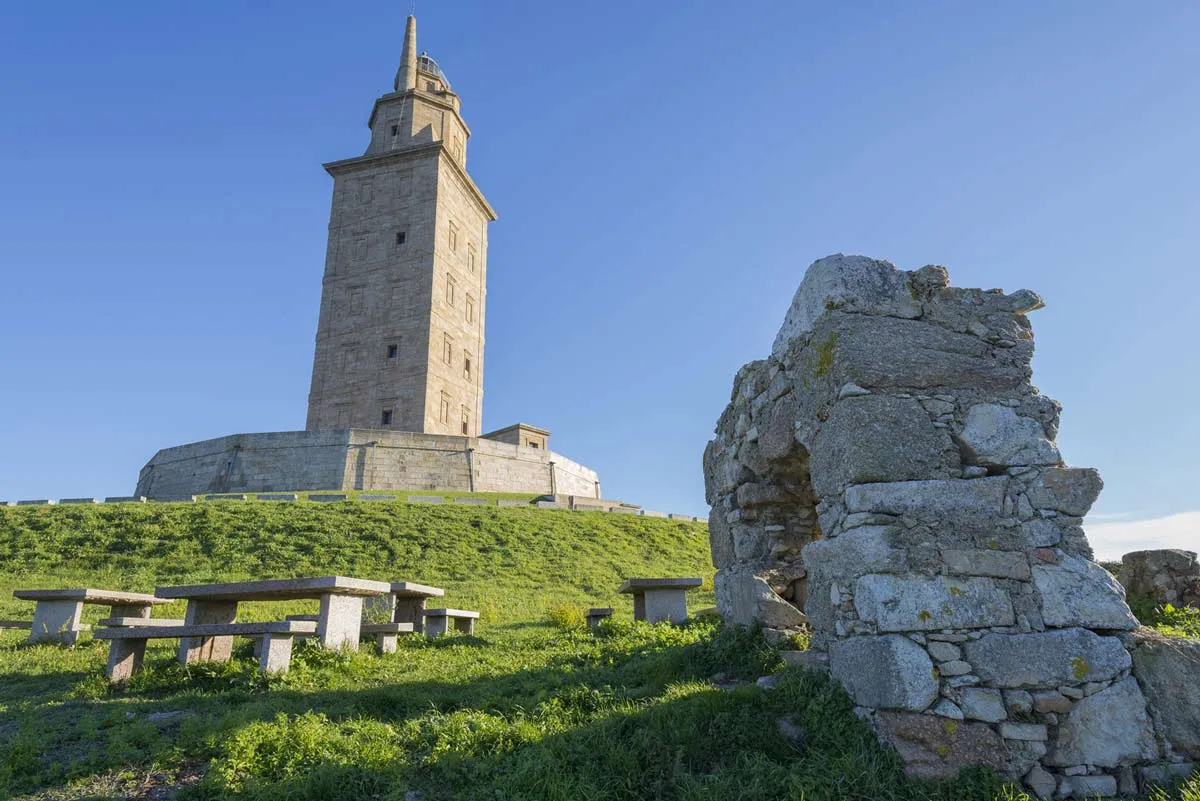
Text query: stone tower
306 15 495 436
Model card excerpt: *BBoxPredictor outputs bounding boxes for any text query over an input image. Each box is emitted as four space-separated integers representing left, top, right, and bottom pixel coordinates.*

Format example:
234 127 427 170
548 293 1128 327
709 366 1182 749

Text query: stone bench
618 577 703 624
97 617 185 628
424 608 480 637
0 619 33 631
284 614 414 653
361 622 414 653
14 588 171 645
96 620 318 681
586 608 613 631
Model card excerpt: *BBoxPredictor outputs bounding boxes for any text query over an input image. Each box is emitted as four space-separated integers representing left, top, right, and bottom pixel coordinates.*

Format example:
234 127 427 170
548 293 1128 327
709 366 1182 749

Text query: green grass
0 501 713 625
1 503 1197 800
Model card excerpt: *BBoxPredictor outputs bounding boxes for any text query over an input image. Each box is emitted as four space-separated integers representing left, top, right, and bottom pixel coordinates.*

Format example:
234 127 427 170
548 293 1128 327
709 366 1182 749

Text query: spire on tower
394 15 417 92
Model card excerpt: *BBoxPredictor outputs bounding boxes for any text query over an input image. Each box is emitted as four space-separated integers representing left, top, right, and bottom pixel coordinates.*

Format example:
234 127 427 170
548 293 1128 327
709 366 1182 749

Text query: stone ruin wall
704 255 1200 799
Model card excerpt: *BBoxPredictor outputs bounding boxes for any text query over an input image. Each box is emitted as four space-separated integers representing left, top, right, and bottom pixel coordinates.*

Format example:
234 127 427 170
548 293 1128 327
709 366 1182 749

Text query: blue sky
0 2 1196 556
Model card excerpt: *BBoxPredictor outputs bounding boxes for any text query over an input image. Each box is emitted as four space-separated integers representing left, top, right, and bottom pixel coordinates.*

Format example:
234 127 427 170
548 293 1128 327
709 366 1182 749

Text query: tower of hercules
135 15 600 501
306 16 494 437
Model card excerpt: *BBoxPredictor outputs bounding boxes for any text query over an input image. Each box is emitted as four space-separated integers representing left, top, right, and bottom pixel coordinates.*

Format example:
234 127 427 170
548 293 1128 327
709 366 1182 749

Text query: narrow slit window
386 343 398 359
381 409 393 426
395 230 406 247
464 353 472 379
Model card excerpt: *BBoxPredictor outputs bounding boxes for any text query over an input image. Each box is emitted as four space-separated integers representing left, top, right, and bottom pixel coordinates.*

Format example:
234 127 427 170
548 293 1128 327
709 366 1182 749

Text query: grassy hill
1 501 1197 801
0 500 715 623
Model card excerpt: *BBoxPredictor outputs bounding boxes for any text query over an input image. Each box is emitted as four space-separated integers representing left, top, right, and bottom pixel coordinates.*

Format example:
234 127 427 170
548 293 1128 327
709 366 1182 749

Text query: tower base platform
135 429 600 502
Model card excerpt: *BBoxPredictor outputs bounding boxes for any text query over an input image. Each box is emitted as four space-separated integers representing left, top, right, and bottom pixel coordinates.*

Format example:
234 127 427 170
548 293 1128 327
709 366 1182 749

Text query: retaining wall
135 429 599 501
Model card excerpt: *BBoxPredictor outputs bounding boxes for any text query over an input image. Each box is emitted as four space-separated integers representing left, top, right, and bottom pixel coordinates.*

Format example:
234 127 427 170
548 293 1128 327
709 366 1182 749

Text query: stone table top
618 578 704 593
155 576 392 602
390 581 445 598
13 588 170 605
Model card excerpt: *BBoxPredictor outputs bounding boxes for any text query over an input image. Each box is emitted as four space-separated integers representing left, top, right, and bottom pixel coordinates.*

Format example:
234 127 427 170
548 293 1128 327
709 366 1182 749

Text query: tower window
439 392 451 424
464 353 472 379
395 230 407 247
442 333 452 364
468 244 476 273
465 294 475 323
381 409 393 426
445 275 456 306
390 124 399 137
448 221 458 251
358 181 373 204
461 406 471 436
386 343 398 359
349 289 364 314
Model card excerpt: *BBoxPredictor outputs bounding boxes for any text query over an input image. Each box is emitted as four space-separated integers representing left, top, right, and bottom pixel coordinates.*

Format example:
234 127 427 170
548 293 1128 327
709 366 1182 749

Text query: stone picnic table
154 576 392 664
13 588 171 645
618 577 703 624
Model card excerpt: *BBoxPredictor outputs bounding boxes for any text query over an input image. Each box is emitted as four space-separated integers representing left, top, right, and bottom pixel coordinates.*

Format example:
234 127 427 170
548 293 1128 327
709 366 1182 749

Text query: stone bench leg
393 597 427 634
643 589 688 624
452 617 475 635
109 603 152 620
107 638 148 682
178 600 237 664
30 599 84 645
376 632 398 654
425 616 449 638
632 593 647 622
318 593 363 651
258 633 295 674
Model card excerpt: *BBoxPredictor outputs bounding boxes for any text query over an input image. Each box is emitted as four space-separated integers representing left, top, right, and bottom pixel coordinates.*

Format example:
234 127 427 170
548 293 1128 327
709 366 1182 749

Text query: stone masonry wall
704 255 1199 798
137 429 598 501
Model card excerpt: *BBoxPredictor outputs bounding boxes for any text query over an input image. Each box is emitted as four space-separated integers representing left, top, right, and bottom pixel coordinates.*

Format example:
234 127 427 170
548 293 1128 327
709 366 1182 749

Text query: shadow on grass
1 624 767 798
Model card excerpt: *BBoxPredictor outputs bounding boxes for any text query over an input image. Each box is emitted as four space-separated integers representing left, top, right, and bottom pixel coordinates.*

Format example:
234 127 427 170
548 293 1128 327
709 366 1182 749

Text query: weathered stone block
714 568 806 629
1063 775 1117 798
942 549 1031 580
802 526 907 580
854 574 1015 632
771 254 920 359
1024 468 1103 516
960 687 1007 722
813 313 1030 392
829 635 938 711
1047 677 1157 767
844 477 1008 520
957 404 1061 468
999 722 1047 741
810 396 951 497
964 628 1131 688
1033 556 1138 630
1128 629 1200 759
874 711 1011 780
708 509 735 569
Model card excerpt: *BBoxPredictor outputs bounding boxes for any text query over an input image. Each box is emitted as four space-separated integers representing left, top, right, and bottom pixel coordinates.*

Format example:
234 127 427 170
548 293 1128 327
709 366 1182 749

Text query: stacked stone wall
705 255 1199 797
136 429 599 500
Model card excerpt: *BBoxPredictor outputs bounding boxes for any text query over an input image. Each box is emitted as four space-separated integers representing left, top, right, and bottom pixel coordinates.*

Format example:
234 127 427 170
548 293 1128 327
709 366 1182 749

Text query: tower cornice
367 89 471 139
323 143 497 221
